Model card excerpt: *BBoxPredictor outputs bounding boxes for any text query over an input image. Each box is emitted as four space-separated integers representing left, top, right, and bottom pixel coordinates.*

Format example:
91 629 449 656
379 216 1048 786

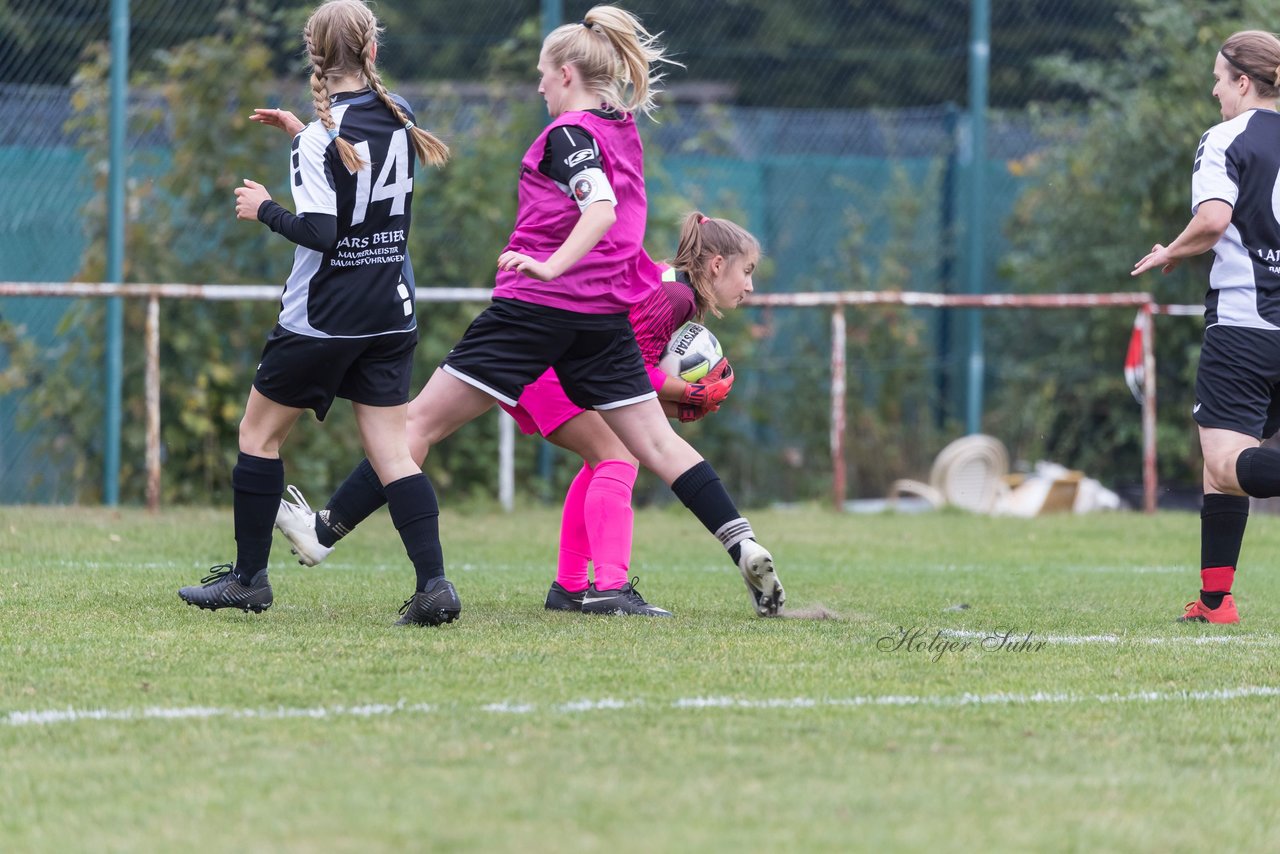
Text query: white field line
4 702 435 726
36 560 1187 575
937 629 1280 646
910 564 1185 574
7 687 1280 728
658 564 1190 575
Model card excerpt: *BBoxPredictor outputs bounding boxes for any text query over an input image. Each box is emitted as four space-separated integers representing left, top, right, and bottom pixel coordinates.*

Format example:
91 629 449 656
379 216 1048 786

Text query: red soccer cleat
1177 594 1239 624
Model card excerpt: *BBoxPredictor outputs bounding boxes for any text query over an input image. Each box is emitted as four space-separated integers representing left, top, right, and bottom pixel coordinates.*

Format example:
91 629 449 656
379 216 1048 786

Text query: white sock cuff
715 517 755 551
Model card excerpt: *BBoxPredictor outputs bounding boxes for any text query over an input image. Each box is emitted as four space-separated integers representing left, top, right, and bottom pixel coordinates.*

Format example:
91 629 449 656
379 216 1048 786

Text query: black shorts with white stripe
253 324 417 420
442 298 655 410
1194 323 1280 439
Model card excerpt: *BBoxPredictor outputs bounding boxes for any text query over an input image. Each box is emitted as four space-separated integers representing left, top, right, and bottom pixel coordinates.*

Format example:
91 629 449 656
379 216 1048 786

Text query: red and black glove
677 403 707 423
678 360 734 415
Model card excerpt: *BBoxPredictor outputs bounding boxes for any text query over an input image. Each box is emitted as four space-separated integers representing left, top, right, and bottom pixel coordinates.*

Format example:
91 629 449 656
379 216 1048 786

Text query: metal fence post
963 0 990 434
105 0 130 505
1141 303 1157 514
830 305 847 511
541 0 562 37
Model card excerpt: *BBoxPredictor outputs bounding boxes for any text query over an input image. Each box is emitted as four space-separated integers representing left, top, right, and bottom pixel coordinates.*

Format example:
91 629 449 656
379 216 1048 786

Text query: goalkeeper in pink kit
499 212 756 615
274 6 783 621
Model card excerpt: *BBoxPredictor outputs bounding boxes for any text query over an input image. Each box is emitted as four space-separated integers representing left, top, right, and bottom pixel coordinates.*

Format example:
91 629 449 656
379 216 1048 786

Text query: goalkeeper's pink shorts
500 368 584 437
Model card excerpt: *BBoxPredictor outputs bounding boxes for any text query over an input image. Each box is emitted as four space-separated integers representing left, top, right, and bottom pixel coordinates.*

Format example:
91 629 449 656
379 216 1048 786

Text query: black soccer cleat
396 576 462 626
545 581 587 611
580 577 672 617
178 564 273 613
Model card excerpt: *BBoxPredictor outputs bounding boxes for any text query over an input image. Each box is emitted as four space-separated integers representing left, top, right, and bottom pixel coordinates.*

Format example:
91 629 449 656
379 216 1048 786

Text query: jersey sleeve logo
1193 130 1211 173
564 148 594 168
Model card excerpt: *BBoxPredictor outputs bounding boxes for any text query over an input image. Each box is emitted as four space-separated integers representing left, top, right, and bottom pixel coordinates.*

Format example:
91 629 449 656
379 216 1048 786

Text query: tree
22 3 298 502
0 0 299 86
556 0 1133 108
996 0 1262 488
5 1 1136 109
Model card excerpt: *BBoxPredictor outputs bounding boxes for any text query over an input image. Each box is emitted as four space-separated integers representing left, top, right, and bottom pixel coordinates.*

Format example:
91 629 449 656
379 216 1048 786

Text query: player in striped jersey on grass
1132 30 1280 625
176 0 454 624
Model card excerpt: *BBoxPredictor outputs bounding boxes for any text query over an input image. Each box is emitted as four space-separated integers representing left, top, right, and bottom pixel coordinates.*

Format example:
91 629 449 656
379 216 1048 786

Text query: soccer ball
659 321 724 382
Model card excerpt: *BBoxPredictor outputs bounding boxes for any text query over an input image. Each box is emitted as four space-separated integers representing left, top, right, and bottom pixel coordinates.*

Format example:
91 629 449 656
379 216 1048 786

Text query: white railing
1 281 1198 512
1 282 502 510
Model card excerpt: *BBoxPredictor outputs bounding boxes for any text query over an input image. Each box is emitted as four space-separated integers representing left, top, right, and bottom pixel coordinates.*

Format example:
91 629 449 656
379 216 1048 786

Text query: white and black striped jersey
276 89 418 338
1192 108 1280 329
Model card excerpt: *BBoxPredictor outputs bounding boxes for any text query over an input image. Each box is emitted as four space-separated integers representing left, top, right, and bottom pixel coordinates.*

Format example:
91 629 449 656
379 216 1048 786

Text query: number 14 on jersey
351 128 412 226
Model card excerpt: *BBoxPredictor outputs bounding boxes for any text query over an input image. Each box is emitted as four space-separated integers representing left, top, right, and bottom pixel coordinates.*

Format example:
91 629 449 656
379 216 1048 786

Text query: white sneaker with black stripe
738 539 784 617
274 484 334 567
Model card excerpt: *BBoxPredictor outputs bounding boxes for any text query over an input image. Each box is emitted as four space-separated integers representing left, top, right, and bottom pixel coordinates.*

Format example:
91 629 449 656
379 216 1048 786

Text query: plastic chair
888 434 1010 514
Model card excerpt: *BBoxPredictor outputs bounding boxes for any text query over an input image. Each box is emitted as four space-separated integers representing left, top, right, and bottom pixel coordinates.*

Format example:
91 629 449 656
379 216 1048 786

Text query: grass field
3 503 1280 852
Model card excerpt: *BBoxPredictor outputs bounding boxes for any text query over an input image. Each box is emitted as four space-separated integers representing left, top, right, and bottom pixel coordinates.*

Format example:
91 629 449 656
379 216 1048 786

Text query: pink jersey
493 111 652 313
630 263 698 392
631 264 697 363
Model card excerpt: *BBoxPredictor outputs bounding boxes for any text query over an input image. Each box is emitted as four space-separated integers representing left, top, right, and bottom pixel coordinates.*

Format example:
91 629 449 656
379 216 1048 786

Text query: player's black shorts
253 324 417 421
441 298 655 410
1194 323 1280 439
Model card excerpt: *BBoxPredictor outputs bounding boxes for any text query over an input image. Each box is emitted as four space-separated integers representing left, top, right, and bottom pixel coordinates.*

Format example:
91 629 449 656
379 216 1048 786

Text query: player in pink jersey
278 215 760 616
519 212 758 614
274 6 785 621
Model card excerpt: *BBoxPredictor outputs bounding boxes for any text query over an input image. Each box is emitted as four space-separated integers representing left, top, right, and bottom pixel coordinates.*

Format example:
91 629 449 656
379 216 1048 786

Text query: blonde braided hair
357 11 449 167
304 0 448 172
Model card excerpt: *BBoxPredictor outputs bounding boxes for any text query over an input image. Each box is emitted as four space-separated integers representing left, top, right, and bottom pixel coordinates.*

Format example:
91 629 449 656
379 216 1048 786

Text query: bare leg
599 397 784 616
276 370 499 565
596 397 702 484
1199 426 1258 495
406 368 499 465
545 409 635 466
352 401 418 485
239 387 305 458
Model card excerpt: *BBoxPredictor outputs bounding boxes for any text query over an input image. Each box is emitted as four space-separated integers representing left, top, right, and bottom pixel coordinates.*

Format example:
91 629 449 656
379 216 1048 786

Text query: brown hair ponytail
672 212 761 319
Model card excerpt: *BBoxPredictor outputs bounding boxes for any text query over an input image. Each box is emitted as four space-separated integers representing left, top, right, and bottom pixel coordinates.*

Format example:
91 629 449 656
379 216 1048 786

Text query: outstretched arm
249 108 306 137
235 179 336 252
1132 199 1232 276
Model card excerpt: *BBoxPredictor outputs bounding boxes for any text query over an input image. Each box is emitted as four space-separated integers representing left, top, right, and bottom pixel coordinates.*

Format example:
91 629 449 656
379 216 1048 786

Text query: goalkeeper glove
677 403 707 423
679 361 734 410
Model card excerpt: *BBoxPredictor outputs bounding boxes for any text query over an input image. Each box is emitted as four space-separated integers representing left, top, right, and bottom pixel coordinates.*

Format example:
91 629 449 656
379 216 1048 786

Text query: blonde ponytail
543 4 683 118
